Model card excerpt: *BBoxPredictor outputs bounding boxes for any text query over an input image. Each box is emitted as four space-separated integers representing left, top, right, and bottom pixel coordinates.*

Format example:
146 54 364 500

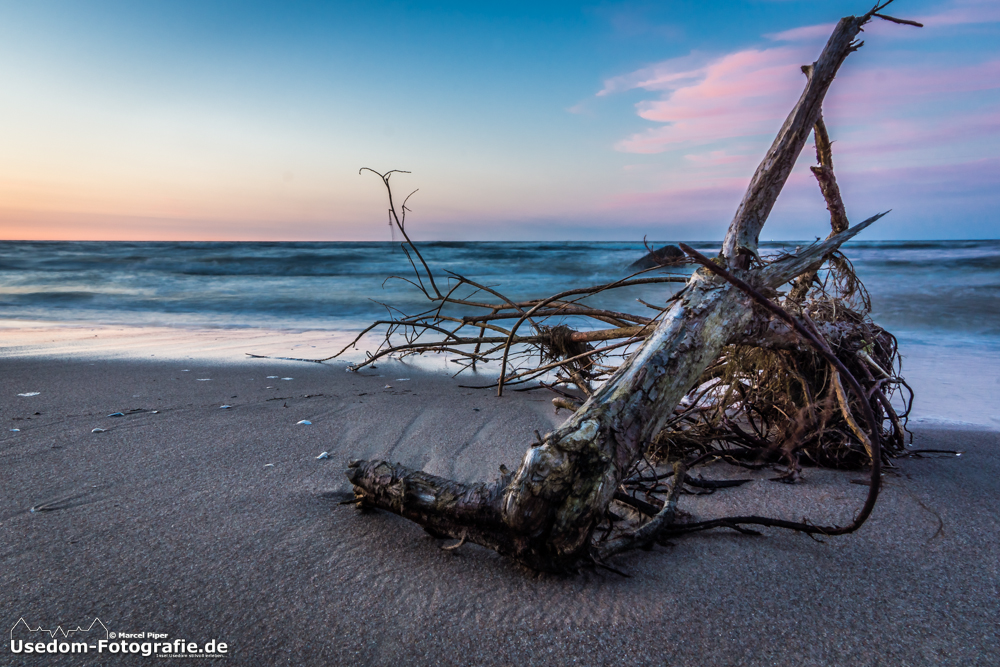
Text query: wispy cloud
765 0 1000 43
683 150 748 166
607 45 813 153
599 178 748 230
766 23 837 43
597 52 709 97
915 0 1000 26
588 156 1000 240
594 1 1000 236
602 0 1000 156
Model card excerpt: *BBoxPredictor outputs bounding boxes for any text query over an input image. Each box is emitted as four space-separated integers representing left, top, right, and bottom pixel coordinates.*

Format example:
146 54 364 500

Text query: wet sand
2 352 999 666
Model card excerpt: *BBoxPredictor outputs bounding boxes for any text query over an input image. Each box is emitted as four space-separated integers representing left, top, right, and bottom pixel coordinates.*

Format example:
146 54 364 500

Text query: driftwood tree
344 3 922 572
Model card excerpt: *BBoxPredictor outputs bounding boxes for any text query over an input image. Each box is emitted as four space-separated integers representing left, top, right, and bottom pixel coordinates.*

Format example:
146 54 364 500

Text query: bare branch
873 13 923 27
722 14 873 269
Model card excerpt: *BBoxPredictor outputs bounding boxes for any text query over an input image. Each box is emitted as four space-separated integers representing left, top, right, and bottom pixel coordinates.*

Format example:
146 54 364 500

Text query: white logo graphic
9 617 229 657
10 617 109 641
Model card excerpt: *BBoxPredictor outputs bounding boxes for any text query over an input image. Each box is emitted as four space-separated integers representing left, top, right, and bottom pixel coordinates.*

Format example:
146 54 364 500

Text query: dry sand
2 353 999 666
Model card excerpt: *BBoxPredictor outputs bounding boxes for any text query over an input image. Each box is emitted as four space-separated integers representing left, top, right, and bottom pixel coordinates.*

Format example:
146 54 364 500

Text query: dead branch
340 4 917 573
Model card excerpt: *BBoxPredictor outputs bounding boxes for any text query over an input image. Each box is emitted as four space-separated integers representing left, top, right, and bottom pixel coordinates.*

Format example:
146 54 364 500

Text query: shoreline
0 319 370 365
1 354 998 665
3 318 997 431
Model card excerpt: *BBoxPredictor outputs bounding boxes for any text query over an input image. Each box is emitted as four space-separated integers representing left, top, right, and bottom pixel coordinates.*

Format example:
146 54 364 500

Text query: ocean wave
1 239 996 340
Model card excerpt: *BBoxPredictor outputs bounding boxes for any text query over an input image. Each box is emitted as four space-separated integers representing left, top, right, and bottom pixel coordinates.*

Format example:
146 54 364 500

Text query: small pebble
10 428 20 432
220 405 231 409
384 385 392 389
297 420 312 425
152 410 159 414
264 463 274 467
316 451 330 460
92 428 106 433
281 377 293 381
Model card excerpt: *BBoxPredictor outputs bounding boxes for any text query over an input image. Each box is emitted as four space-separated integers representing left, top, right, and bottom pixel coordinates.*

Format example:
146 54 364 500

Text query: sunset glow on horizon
1 0 997 242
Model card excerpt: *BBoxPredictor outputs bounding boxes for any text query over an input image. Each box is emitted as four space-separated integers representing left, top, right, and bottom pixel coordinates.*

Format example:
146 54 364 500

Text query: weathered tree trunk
347 10 891 572
721 15 867 269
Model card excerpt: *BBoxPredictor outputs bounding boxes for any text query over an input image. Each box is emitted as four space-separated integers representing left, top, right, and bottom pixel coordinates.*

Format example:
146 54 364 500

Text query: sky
0 0 997 241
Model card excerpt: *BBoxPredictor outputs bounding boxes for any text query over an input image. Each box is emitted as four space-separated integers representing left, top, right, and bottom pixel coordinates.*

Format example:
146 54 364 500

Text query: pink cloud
591 157 1000 240
817 60 1000 170
765 1 1000 44
773 158 1000 238
601 178 747 223
611 45 812 153
828 59 1000 112
597 52 708 97
593 6 1000 238
603 40 1000 156
829 111 1000 166
766 23 837 43
916 0 1000 26
683 150 748 166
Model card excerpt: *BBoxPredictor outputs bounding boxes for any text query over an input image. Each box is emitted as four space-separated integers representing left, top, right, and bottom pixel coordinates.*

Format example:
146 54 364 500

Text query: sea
2 239 998 427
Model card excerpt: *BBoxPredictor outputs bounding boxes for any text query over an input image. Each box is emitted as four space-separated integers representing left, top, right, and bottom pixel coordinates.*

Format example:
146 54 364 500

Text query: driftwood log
344 3 920 572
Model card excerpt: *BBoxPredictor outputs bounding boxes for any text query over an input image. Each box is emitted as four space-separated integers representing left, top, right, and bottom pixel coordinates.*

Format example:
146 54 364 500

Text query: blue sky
0 0 997 241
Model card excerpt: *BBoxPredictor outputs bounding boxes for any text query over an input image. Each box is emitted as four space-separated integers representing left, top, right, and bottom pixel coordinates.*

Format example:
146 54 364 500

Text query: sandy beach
3 0 997 661
2 333 999 666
